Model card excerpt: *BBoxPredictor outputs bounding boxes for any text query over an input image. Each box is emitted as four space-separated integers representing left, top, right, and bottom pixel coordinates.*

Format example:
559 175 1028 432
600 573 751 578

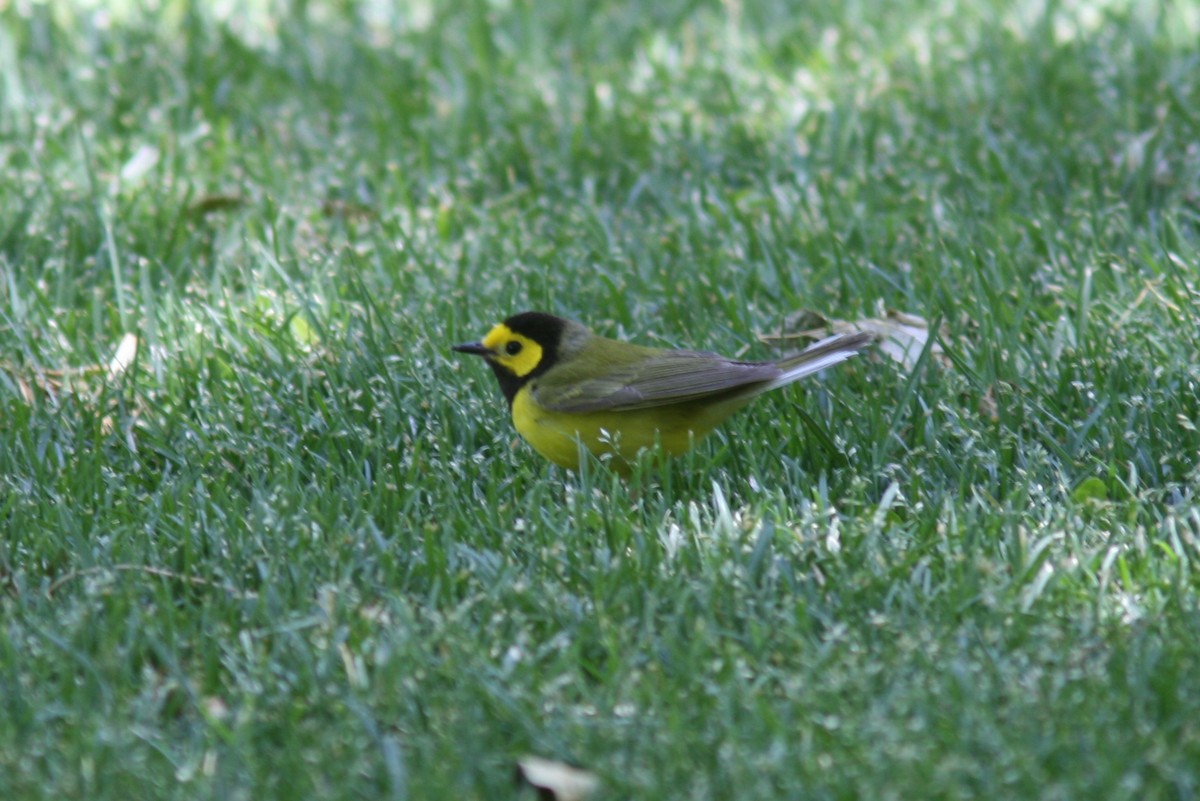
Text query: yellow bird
453 312 872 471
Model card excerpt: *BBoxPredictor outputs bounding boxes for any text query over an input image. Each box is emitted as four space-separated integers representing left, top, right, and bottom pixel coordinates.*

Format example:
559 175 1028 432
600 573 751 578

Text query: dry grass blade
3 333 139 405
45 564 254 600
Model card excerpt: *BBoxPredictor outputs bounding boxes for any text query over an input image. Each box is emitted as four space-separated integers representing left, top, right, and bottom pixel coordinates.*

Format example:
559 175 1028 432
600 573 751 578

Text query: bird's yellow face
454 313 569 407
480 323 545 378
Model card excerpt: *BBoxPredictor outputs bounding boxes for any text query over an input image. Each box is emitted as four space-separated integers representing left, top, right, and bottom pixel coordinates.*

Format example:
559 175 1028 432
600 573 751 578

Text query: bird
453 311 872 471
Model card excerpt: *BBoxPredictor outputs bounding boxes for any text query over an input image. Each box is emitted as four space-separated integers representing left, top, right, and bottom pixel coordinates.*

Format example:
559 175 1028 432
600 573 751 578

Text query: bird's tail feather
761 331 874 391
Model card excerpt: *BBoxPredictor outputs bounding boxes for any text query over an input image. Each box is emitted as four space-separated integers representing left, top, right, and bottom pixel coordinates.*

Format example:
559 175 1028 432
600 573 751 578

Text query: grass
2 0 1200 798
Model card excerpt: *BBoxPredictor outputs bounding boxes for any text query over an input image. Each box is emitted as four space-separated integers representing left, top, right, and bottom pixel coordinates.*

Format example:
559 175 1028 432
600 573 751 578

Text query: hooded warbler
453 312 872 471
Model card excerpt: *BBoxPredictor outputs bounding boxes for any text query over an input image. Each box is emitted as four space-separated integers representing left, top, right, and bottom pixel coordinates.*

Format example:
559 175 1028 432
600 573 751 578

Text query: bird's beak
452 342 493 357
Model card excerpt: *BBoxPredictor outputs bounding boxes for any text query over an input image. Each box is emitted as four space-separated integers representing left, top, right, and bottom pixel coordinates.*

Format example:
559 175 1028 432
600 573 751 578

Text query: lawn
2 0 1199 798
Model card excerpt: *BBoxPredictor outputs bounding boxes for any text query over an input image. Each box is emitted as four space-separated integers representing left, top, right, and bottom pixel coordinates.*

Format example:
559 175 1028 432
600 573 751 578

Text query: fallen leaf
515 756 599 801
762 309 947 369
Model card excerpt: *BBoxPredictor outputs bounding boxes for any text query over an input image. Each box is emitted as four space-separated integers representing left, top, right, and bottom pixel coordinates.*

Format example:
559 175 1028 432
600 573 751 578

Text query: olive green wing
531 348 781 413
530 332 873 414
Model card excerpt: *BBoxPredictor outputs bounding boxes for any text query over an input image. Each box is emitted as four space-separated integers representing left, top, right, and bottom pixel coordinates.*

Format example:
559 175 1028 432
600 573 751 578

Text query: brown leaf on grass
762 309 948 369
515 756 599 801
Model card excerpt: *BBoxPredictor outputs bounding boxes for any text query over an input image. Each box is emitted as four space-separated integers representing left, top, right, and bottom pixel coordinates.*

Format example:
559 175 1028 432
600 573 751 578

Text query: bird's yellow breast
511 387 749 470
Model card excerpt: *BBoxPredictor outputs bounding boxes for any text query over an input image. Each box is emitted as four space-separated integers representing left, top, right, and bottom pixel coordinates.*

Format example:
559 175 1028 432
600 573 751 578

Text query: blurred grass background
2 0 1199 798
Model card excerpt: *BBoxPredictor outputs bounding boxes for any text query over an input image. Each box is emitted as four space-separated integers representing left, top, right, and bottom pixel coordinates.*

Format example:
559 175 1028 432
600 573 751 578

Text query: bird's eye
505 341 523 356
